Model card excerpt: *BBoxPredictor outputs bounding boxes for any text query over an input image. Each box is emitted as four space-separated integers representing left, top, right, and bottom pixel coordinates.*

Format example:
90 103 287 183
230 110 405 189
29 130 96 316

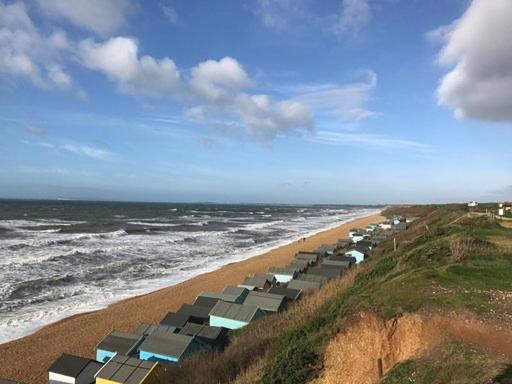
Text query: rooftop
243 291 286 312
48 353 99 377
210 301 261 323
96 331 142 356
138 332 198 359
95 355 156 384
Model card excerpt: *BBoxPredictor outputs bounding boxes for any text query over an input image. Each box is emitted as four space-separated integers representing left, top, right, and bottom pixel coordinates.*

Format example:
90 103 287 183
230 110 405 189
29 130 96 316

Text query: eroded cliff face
314 312 512 384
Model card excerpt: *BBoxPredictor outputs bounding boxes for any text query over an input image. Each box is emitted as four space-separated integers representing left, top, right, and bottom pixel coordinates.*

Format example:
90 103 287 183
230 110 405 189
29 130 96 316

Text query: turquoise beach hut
95 330 143 363
209 301 264 330
138 332 204 363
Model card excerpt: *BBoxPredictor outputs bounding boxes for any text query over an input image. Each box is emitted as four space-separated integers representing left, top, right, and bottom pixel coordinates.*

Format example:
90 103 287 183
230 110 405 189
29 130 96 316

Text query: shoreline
0 212 384 384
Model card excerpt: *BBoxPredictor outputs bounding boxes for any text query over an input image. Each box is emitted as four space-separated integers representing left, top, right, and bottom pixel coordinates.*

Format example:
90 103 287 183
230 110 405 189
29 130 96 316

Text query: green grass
382 343 509 384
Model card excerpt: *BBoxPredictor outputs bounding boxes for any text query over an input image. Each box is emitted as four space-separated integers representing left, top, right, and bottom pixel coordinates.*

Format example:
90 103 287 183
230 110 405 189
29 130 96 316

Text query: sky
0 0 511 204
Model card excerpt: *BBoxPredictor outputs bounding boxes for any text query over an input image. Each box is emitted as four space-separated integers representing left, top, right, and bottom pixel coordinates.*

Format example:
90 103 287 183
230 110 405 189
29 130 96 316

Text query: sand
0 213 383 383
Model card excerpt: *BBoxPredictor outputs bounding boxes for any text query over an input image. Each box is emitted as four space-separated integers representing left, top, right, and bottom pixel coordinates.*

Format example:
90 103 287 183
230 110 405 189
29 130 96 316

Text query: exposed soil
314 312 512 384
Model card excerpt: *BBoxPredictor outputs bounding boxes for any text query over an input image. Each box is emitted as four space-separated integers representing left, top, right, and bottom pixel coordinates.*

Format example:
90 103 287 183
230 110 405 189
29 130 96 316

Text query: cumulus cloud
295 70 377 122
434 0 512 121
333 0 371 38
0 1 78 91
36 0 133 36
78 37 182 97
189 57 252 103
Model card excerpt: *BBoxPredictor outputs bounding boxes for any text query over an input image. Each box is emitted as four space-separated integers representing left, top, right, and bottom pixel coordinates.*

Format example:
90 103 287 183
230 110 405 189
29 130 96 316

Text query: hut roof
328 255 356 265
179 323 228 344
95 355 156 384
193 295 220 310
48 353 101 378
295 252 319 262
138 332 200 360
267 286 302 301
243 291 286 312
209 301 261 323
240 274 273 289
96 331 142 356
287 279 321 292
134 323 177 337
307 267 342 279
322 259 351 268
268 266 299 276
287 259 309 270
296 273 328 284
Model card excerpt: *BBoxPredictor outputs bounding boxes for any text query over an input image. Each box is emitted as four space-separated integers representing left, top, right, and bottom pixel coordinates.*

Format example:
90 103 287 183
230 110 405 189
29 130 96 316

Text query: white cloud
184 106 206 122
333 0 371 38
434 0 512 121
189 57 252 103
237 94 313 142
36 0 133 36
78 37 182 97
0 1 77 90
253 0 301 30
160 3 178 25
295 70 377 122
62 144 110 159
314 130 429 151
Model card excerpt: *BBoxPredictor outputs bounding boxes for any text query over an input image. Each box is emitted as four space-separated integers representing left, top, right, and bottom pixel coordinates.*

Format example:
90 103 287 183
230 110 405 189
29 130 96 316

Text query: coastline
0 212 383 384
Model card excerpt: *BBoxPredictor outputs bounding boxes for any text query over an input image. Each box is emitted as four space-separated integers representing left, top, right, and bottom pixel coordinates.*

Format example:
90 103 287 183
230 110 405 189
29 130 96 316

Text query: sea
0 199 380 343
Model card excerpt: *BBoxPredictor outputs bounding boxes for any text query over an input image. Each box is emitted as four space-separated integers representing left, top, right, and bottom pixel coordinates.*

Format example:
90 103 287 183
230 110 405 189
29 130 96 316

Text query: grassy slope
160 205 512 383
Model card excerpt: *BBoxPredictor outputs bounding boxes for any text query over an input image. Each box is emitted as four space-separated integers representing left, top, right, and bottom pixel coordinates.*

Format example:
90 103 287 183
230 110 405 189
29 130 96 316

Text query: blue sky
1 0 511 204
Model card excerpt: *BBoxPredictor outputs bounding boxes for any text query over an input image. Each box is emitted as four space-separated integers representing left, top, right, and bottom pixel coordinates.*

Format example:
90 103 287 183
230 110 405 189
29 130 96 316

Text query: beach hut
287 279 321 292
95 331 143 363
316 244 337 257
345 247 369 264
351 233 367 243
268 266 299 283
357 239 375 250
267 286 302 301
336 239 352 249
296 273 329 284
238 274 276 291
243 291 286 313
48 353 102 384
209 301 264 330
328 255 356 267
138 332 204 363
307 266 342 279
199 286 249 305
322 259 351 269
95 355 158 384
134 323 177 337
193 295 220 311
287 259 309 272
161 303 210 329
179 323 229 348
295 251 319 264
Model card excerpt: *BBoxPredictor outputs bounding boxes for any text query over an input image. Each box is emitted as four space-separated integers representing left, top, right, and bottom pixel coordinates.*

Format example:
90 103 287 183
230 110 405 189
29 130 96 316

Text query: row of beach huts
1 217 407 384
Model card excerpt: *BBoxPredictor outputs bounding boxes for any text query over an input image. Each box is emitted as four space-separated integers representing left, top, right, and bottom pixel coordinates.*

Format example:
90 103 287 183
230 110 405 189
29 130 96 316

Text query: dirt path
315 312 512 384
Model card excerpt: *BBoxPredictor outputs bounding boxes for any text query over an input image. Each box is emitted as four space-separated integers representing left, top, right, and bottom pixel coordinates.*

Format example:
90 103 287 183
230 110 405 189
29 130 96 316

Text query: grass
381 343 510 384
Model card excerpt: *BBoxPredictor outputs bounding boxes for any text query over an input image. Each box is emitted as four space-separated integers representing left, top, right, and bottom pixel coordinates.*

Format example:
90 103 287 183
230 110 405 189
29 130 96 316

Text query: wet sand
0 213 383 383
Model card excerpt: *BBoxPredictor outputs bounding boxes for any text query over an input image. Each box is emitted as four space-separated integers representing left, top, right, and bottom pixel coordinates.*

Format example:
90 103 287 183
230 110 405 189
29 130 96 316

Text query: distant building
499 202 512 217
468 201 478 208
48 353 102 384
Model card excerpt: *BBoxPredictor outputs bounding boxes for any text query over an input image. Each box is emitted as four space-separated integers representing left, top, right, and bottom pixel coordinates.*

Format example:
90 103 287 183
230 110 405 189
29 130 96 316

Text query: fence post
378 358 384 378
